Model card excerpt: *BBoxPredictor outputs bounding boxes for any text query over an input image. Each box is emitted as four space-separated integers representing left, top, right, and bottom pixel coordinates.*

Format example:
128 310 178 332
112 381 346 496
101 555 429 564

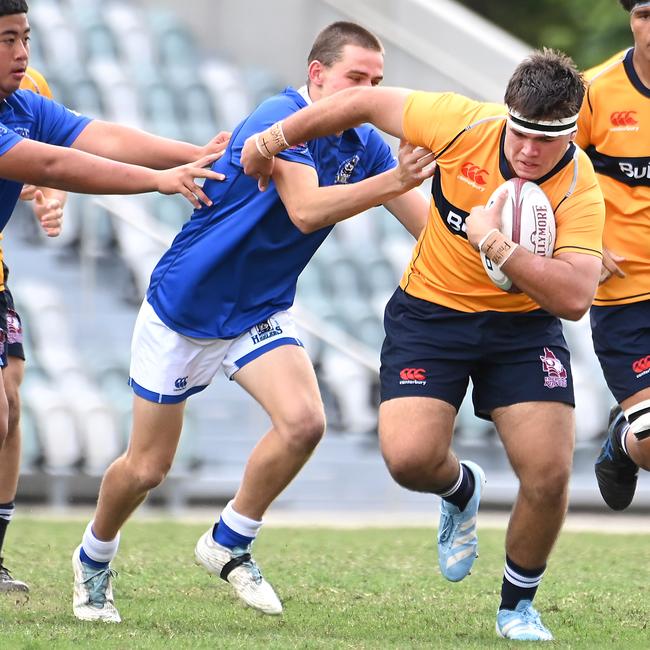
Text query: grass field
0 518 648 649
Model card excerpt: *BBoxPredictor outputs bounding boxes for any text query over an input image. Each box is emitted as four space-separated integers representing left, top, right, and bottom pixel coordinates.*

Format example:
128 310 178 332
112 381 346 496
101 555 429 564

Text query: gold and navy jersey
577 48 650 305
400 91 604 313
21 66 53 98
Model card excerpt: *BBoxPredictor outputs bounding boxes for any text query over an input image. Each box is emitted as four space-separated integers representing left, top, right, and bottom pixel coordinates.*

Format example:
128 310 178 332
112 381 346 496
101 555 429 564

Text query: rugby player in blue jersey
0 0 228 593
72 21 434 623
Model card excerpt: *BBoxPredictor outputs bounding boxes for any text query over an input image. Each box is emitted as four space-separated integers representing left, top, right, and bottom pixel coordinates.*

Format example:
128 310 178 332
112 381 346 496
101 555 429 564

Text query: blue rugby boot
437 460 486 582
496 600 553 641
595 405 638 511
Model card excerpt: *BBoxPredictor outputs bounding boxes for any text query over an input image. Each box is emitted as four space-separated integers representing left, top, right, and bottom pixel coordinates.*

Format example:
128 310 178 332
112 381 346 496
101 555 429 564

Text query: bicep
365 87 412 140
556 251 601 286
383 188 430 238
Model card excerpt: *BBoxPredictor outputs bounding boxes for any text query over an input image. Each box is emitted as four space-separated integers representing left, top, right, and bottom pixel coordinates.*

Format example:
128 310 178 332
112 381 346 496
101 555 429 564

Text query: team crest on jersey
334 155 360 184
539 347 567 388
251 318 283 344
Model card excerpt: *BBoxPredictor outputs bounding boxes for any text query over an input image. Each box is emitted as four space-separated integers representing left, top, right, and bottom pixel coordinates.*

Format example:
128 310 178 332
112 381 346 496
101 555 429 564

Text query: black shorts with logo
590 301 650 403
380 288 574 420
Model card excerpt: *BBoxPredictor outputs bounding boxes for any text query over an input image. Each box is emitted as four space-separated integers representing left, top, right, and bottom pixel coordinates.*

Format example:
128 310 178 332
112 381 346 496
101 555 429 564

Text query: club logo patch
334 155 360 184
540 347 567 388
251 318 283 344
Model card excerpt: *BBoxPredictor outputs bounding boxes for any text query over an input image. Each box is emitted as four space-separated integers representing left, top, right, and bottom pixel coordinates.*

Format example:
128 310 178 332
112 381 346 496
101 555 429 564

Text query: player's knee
275 405 326 451
384 452 441 490
520 466 570 505
126 458 172 492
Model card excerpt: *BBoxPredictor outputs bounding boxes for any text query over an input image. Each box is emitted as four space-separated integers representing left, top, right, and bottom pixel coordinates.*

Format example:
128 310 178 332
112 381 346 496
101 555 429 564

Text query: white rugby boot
194 528 282 615
72 545 121 623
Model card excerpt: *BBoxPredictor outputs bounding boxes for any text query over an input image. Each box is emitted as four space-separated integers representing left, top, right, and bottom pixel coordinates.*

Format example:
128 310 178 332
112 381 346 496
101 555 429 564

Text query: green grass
0 519 648 649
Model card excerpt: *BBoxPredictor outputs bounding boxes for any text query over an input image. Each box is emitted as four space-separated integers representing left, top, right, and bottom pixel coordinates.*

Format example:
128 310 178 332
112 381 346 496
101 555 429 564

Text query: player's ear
568 130 577 142
307 60 325 86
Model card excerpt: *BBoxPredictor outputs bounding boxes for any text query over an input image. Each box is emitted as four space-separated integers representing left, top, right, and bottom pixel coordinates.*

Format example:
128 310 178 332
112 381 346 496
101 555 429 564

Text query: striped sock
500 555 546 611
437 463 475 511
0 501 14 555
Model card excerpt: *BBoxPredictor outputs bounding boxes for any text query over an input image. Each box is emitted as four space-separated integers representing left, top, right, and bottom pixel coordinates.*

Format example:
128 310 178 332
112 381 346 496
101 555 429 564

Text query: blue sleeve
365 128 397 176
230 92 314 169
0 122 24 156
30 94 92 147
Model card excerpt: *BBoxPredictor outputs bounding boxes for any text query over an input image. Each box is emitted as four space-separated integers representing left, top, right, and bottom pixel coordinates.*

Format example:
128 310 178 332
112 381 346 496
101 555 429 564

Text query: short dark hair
504 48 585 121
0 0 28 17
307 21 383 67
619 1 638 11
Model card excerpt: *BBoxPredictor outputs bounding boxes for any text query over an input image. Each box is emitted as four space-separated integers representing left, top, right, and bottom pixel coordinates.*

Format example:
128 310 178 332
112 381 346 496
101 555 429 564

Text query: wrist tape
479 229 518 267
255 121 289 159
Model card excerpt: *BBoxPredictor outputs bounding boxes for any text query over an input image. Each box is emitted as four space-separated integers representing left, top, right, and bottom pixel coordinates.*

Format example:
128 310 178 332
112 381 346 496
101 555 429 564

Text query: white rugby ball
480 178 555 292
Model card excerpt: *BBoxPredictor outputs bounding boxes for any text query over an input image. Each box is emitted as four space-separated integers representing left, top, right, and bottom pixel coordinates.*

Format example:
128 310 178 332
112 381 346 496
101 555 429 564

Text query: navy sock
500 555 546 611
213 520 254 549
440 463 475 511
79 546 110 569
0 501 14 555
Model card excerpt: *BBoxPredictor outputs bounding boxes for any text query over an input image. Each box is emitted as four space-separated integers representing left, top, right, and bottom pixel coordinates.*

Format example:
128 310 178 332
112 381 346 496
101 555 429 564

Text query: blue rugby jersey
0 89 91 231
147 86 396 339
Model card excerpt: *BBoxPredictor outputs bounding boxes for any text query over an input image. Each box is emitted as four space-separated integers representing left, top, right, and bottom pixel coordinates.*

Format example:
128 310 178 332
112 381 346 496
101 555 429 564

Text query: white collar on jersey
297 85 312 105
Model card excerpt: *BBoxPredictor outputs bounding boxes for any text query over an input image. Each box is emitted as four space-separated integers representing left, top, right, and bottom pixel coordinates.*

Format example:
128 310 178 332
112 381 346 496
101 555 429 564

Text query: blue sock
213 519 255 549
79 546 110 569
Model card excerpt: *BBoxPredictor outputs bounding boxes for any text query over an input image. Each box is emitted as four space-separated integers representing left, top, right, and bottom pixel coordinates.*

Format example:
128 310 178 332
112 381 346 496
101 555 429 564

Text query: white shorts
129 300 303 403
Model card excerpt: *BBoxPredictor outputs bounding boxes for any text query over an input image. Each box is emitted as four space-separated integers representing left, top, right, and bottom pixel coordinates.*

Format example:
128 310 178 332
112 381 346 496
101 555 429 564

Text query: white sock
220 500 263 538
81 520 120 563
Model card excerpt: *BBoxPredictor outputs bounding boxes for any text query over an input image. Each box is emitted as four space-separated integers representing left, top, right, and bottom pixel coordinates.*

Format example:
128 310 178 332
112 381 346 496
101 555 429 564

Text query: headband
506 107 579 137
632 1 650 11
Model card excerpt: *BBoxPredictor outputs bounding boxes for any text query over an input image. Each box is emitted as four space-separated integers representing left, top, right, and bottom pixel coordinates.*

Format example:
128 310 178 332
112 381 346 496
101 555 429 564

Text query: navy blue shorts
380 288 574 420
590 301 650 403
0 287 24 368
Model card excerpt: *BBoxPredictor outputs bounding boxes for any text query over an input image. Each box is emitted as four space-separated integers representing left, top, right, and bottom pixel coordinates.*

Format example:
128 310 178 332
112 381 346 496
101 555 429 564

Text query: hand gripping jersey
400 91 604 313
147 86 396 339
576 48 650 306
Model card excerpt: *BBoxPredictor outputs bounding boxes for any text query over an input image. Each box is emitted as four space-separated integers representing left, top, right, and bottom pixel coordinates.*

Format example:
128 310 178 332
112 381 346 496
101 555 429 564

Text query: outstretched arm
241 87 412 189
72 121 230 169
1 139 224 208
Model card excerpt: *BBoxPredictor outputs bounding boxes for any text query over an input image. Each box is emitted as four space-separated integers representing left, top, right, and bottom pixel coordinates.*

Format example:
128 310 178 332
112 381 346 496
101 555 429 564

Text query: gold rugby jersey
400 91 604 313
21 66 53 98
577 48 650 305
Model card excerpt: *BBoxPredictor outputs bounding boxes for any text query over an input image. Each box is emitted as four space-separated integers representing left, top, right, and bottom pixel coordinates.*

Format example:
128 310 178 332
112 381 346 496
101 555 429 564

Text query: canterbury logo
632 355 650 374
174 376 188 389
610 111 638 127
460 162 489 185
399 368 426 381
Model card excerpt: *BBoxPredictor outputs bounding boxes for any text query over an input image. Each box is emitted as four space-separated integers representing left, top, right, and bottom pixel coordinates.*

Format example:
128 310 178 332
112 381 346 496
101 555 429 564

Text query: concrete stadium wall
138 0 529 101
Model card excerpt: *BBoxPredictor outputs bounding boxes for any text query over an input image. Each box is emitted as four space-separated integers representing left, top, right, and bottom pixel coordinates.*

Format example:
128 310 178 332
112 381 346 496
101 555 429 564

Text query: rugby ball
480 178 555 292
